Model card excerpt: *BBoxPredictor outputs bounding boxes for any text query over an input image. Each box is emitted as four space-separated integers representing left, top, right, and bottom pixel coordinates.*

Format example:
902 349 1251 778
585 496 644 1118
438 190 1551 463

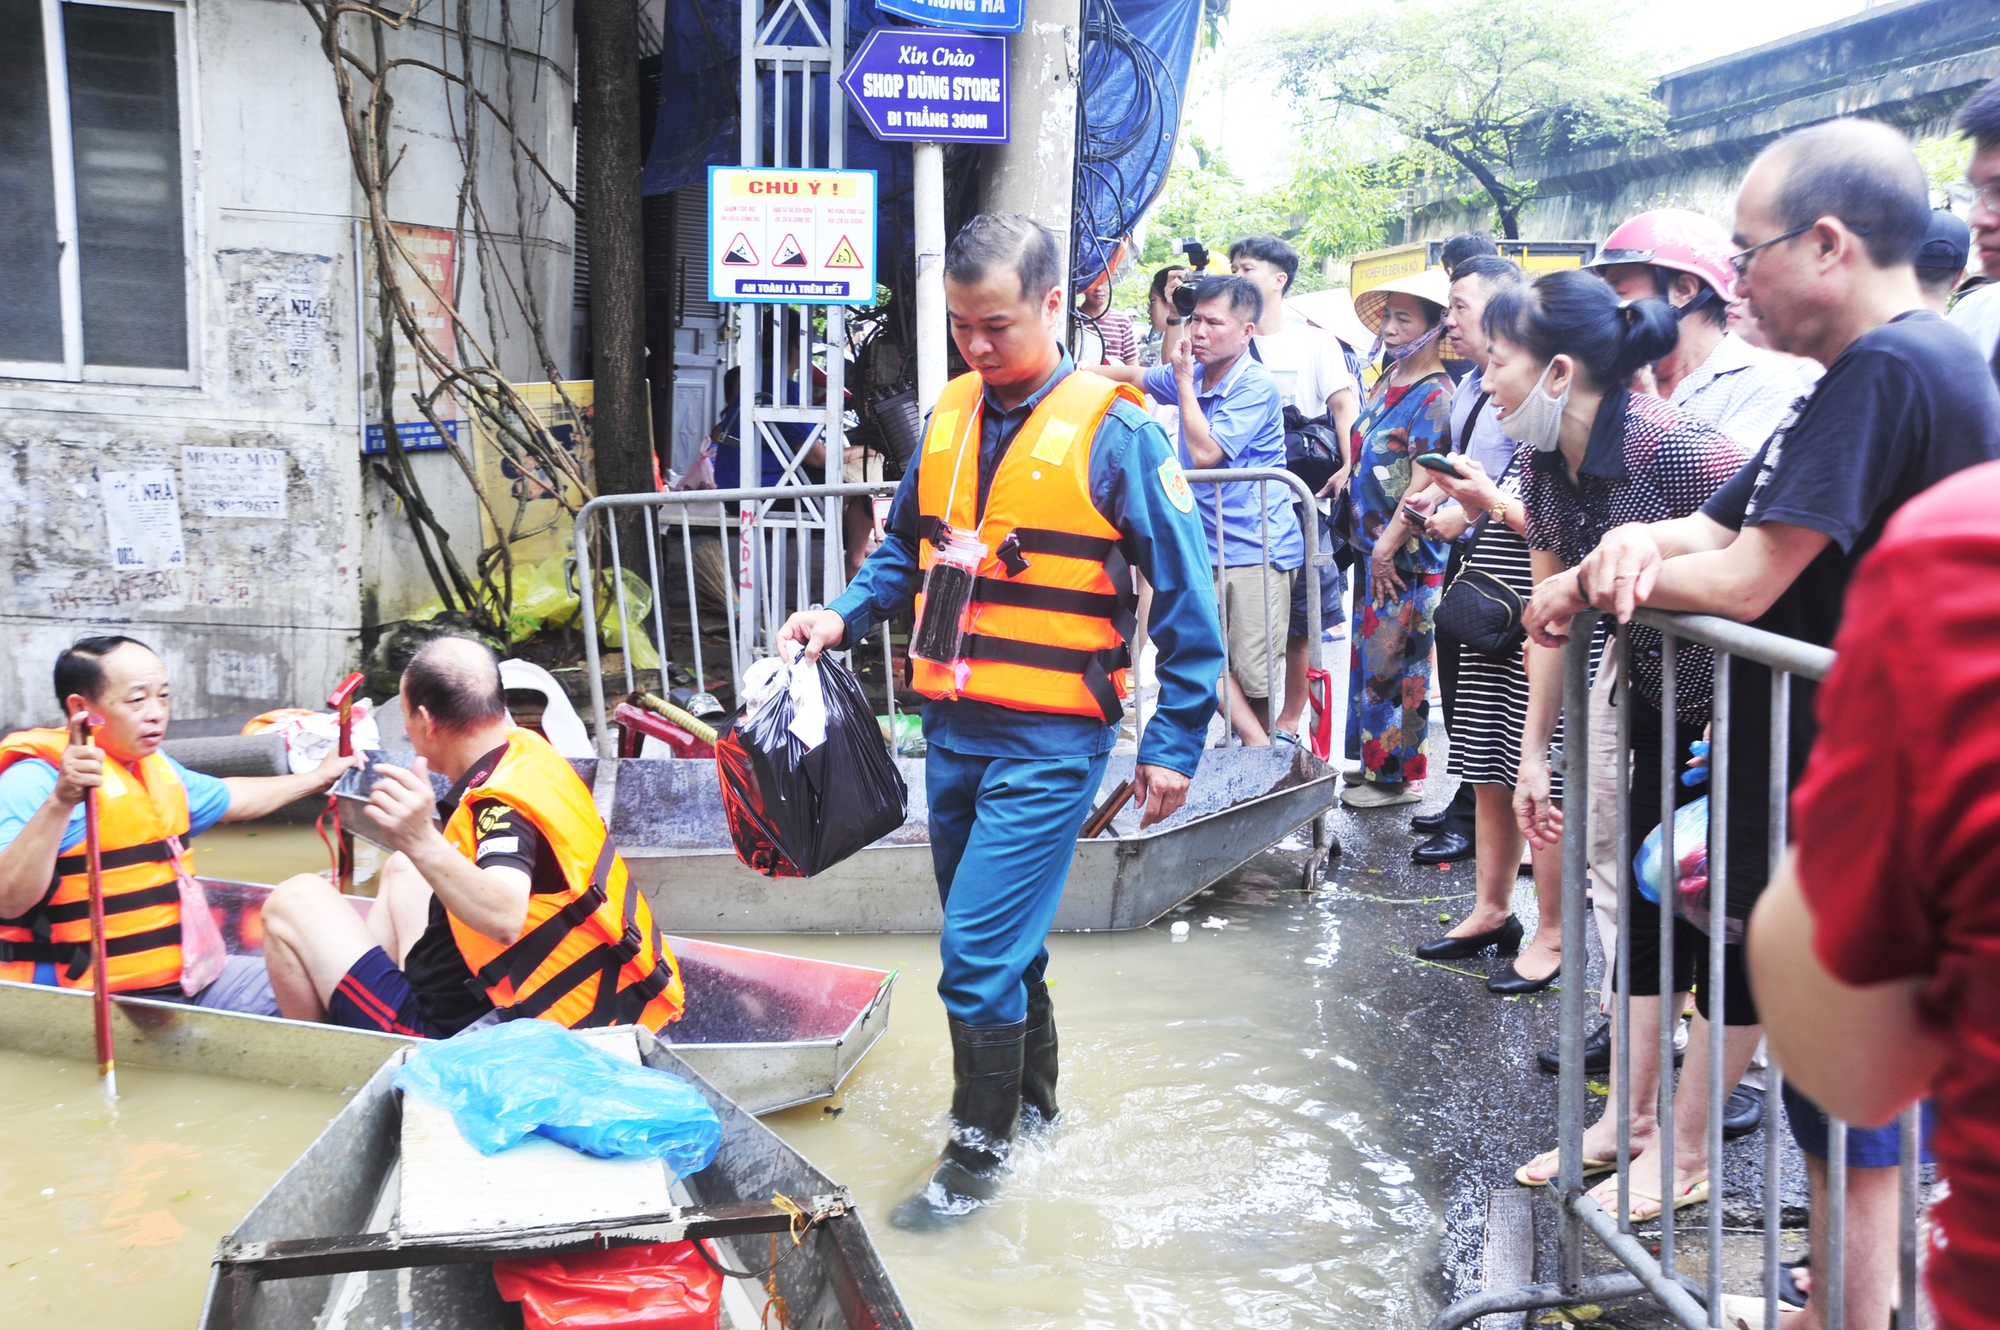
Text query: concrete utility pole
914 143 947 416
576 0 652 499
981 0 1083 310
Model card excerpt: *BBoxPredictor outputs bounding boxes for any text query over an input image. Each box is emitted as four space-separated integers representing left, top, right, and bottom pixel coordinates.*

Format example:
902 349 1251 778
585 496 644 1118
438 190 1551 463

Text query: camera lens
1171 281 1199 318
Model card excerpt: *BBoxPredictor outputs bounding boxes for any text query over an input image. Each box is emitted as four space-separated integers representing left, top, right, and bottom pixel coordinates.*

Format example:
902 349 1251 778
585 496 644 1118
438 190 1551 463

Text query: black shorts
325 945 432 1037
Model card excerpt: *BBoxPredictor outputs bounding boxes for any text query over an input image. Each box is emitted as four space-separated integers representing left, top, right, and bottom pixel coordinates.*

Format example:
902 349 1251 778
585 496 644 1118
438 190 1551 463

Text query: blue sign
842 28 1010 143
363 419 458 454
875 0 1021 34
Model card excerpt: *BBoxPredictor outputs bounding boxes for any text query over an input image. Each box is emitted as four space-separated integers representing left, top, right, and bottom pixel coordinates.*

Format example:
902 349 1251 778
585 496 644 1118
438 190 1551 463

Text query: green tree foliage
1136 136 1286 273
1133 131 1400 303
1263 0 1666 238
1282 124 1406 266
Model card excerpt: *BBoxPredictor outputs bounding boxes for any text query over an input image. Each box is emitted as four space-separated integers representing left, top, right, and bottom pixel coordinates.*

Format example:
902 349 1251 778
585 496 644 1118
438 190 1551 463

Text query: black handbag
1435 566 1526 659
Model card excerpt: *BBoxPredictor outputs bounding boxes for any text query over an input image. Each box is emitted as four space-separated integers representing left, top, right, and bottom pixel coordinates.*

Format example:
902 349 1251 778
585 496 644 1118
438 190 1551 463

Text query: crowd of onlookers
1079 92 2000 1330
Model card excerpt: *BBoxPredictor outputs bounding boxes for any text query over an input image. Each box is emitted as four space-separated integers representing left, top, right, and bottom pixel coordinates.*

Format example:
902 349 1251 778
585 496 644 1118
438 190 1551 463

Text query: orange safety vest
911 369 1141 721
0 729 189 991
440 728 684 1031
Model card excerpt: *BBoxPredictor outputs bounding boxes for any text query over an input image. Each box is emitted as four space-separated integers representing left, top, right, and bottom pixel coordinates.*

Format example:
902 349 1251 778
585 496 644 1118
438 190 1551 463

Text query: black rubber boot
890 1018 1026 1231
1019 979 1059 1132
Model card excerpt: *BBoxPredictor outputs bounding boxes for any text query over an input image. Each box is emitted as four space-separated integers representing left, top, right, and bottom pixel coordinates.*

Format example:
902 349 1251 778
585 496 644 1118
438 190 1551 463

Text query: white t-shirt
1947 282 2000 362
1251 320 1357 417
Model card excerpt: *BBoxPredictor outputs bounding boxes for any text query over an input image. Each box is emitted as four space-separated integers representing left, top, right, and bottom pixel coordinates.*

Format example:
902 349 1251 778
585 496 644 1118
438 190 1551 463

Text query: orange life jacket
0 729 189 991
911 369 1141 721
440 728 683 1031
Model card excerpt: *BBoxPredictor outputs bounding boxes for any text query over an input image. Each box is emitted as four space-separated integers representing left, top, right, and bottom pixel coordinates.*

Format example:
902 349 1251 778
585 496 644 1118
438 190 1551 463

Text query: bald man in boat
0 635 357 1012
262 637 684 1037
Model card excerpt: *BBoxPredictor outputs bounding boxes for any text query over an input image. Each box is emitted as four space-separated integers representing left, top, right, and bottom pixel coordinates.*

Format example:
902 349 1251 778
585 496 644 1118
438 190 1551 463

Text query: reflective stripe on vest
911 369 1139 721
0 729 189 991
439 729 684 1031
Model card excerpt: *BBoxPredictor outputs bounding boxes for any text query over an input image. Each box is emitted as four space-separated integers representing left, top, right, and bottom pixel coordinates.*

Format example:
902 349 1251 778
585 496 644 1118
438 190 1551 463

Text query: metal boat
337 745 1340 934
0 878 893 1113
197 1032 914 1329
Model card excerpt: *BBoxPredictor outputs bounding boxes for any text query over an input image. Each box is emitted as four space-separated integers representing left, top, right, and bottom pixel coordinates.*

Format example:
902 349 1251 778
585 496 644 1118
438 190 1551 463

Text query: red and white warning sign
707 165 877 304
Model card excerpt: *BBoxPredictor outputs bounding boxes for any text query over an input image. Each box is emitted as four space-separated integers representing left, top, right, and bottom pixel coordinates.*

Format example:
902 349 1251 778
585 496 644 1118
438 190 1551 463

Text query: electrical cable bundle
1070 0 1183 293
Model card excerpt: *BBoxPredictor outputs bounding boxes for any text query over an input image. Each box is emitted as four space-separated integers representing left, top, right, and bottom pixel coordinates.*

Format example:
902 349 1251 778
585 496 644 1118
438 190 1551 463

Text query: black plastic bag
715 652 908 878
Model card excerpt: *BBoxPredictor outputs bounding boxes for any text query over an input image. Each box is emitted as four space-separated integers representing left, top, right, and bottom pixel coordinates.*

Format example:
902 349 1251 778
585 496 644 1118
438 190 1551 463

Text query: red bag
492 1241 721 1330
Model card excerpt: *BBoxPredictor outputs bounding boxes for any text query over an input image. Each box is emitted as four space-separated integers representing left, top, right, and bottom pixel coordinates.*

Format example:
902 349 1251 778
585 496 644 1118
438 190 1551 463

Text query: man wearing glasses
1945 77 2000 374
1529 117 2000 1330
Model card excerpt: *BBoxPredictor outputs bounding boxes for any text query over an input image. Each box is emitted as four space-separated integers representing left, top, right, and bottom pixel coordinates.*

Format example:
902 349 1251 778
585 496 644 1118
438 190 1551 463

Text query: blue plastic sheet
393 1020 722 1172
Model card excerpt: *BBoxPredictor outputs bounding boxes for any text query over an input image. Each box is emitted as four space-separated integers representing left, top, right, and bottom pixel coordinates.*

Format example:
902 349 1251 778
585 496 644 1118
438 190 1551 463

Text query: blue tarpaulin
640 0 1200 297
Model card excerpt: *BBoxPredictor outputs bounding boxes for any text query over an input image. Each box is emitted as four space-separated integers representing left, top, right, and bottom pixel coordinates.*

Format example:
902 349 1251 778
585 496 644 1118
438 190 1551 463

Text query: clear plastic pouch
910 531 987 666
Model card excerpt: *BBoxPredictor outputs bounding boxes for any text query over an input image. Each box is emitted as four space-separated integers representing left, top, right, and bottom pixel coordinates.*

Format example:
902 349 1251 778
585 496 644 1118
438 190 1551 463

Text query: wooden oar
1080 778 1137 840
69 710 115 1099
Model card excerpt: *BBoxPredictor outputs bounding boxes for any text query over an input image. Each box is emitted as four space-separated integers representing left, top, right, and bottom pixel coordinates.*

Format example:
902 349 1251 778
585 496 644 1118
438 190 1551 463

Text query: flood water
754 851 1446 1329
0 1054 349 1324
5 820 1462 1328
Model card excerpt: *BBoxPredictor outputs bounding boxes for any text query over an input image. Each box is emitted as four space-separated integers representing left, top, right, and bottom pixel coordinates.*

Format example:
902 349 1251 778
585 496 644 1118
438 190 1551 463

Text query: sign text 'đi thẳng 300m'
706 167 879 305
841 28 1010 145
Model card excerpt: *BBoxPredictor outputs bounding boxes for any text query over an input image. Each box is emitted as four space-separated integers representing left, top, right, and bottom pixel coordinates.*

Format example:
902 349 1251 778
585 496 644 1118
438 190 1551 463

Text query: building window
0 0 192 381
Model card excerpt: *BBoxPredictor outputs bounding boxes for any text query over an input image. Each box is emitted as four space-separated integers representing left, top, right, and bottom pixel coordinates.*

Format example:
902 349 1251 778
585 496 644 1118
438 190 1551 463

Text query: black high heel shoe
1414 916 1523 961
1487 959 1560 995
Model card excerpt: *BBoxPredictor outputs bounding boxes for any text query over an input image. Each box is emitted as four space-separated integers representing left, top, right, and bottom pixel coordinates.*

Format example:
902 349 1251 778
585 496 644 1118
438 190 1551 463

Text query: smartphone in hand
1413 453 1465 477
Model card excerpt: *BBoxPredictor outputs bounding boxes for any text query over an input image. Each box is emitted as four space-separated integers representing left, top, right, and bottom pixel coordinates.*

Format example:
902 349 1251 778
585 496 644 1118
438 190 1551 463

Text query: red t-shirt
1792 459 2000 1330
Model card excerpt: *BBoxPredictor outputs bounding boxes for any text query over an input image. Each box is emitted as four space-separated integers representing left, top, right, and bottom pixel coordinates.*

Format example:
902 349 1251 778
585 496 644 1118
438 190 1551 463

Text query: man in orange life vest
260 637 682 1037
0 637 358 1011
780 214 1225 1228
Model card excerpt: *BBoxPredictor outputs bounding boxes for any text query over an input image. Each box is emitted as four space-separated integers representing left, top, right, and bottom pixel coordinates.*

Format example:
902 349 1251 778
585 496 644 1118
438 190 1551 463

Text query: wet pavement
1251 761 1816 1325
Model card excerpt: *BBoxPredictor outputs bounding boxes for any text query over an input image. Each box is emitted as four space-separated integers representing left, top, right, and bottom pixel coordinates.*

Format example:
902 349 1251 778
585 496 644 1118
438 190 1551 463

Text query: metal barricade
574 482 896 758
1433 608 1928 1330
1182 467 1335 755
571 468 1337 762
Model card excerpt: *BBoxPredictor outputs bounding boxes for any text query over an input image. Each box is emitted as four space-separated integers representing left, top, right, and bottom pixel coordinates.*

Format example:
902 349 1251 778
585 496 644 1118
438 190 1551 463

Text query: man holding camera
1231 235 1359 749
1103 275 1301 743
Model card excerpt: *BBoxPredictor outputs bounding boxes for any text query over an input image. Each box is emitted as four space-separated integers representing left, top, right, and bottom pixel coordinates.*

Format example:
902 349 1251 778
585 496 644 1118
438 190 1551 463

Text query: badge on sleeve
1158 456 1195 513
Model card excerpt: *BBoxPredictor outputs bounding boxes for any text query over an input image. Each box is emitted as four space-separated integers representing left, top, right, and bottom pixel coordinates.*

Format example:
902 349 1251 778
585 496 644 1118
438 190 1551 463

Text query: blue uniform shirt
0 752 232 854
1142 353 1303 570
829 348 1224 777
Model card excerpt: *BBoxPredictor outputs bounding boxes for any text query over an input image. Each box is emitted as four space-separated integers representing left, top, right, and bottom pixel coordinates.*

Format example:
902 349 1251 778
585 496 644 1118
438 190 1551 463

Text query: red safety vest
911 369 1142 721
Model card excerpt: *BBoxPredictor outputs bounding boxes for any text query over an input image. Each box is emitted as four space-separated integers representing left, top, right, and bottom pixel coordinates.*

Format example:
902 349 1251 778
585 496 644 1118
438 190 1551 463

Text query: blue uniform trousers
926 740 1111 1026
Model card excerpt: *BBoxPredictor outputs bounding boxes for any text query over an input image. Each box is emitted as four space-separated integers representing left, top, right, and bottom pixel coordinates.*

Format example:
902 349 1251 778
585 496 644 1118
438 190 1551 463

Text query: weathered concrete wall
1394 0 2000 244
0 0 576 730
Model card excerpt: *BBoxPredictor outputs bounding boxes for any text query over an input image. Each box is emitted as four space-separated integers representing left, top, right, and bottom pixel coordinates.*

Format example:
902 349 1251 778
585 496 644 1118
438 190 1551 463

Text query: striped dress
1445 459 1564 796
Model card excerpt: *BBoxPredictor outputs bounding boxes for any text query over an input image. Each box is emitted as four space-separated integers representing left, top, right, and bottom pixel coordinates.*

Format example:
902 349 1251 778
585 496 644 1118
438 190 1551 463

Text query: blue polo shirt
1142 353 1302 570
828 348 1224 777
0 752 231 855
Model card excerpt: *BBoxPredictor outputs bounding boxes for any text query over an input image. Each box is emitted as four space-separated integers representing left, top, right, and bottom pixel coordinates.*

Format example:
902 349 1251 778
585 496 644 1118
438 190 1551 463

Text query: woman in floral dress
1342 270 1455 808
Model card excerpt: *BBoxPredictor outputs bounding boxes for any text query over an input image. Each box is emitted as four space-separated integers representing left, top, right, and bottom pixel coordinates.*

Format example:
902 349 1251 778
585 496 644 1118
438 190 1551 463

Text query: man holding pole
780 213 1224 1229
0 637 356 1011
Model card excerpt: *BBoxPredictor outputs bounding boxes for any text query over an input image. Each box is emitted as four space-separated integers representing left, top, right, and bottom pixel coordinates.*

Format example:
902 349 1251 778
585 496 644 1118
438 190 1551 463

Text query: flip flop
1514 1147 1617 1188
1590 1173 1710 1224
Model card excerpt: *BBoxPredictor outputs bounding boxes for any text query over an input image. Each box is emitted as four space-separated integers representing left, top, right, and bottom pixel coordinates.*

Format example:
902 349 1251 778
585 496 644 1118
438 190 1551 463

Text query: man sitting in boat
0 636 357 1012
261 636 684 1037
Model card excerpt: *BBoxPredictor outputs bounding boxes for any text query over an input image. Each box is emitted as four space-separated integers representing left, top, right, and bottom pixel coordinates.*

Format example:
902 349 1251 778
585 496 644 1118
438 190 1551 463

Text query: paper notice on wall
182 447 288 518
102 470 187 572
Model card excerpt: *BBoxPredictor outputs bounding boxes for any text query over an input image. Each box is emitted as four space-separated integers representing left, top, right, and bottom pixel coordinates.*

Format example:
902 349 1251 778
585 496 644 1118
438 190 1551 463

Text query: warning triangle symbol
722 232 758 265
825 235 864 269
773 233 808 267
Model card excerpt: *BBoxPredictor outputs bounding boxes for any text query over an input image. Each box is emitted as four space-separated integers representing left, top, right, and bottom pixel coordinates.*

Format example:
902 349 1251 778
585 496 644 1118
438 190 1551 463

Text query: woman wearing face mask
1487 269 1750 1218
1341 270 1455 809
